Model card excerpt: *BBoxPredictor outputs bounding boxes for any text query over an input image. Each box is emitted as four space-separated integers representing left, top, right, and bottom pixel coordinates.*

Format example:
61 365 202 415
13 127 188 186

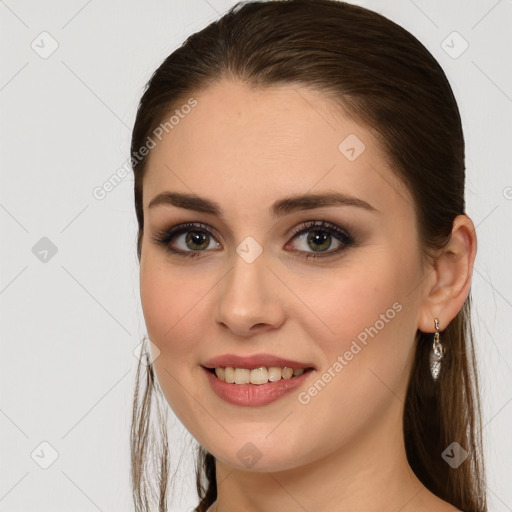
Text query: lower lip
202 366 314 407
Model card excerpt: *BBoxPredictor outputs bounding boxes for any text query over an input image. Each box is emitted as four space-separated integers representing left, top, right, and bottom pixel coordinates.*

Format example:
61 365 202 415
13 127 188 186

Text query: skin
139 79 476 512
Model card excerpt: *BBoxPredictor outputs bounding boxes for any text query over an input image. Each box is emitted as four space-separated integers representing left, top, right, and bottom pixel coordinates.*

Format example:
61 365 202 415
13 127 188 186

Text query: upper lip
202 353 316 370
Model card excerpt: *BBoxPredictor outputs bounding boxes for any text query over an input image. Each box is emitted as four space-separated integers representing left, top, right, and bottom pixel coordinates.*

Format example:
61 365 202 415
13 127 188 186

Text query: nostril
250 323 268 331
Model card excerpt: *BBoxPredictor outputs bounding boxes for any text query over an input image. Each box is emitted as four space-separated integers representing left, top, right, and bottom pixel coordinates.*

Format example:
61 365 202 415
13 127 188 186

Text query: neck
210 400 449 512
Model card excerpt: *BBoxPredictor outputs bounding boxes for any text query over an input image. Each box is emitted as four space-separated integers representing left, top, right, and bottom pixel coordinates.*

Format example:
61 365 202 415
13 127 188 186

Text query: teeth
282 367 293 379
215 367 226 381
224 367 235 383
250 367 268 385
268 366 283 382
213 366 307 385
234 368 250 384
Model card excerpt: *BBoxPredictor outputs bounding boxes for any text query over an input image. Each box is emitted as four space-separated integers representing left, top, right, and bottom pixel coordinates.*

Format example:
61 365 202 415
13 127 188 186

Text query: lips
201 353 316 370
203 364 314 406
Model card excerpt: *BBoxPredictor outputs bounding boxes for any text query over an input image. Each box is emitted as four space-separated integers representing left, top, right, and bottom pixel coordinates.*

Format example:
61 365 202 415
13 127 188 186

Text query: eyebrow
147 191 378 218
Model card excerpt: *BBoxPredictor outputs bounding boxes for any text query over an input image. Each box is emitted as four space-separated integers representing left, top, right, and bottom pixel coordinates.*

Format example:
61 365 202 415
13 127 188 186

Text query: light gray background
1 0 511 511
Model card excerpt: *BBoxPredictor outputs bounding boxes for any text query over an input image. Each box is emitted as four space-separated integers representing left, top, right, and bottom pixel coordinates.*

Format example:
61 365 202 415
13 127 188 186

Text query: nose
214 250 286 337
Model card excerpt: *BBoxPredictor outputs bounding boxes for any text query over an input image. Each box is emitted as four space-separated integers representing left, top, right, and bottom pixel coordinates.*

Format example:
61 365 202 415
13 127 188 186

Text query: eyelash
152 220 356 260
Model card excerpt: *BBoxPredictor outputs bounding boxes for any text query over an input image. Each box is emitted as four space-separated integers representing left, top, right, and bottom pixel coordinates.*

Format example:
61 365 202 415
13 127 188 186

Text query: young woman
129 1 486 511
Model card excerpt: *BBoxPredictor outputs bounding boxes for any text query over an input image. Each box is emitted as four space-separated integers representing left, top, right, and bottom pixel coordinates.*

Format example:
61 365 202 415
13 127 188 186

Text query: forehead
142 79 412 219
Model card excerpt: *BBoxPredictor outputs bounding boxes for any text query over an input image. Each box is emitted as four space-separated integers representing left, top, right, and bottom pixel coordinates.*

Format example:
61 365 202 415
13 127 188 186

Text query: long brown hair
129 1 486 511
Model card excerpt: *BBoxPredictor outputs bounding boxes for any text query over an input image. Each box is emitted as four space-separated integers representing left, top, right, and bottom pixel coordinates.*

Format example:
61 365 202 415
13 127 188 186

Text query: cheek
140 256 190 352
139 253 217 364
294 258 404 342
284 267 415 452
140 262 172 347
290 251 418 390
139 257 211 428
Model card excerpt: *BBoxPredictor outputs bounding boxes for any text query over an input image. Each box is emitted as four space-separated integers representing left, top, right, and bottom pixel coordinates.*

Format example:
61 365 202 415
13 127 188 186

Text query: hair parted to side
129 1 486 511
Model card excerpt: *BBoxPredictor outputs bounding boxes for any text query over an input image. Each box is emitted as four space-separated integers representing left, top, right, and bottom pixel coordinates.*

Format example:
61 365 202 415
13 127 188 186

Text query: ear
417 214 477 333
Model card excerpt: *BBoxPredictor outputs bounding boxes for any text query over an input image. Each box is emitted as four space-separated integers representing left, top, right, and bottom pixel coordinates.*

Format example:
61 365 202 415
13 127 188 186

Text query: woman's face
139 79 429 471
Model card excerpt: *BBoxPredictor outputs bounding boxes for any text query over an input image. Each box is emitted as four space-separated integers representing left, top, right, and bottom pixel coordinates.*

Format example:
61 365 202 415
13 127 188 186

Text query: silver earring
429 318 445 381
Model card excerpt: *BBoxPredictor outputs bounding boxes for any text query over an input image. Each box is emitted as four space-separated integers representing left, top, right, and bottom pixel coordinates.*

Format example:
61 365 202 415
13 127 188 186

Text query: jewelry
429 317 445 382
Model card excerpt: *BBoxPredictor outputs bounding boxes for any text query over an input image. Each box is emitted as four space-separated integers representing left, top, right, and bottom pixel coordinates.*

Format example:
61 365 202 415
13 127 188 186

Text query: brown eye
286 220 355 259
184 231 211 251
153 222 221 258
306 231 334 252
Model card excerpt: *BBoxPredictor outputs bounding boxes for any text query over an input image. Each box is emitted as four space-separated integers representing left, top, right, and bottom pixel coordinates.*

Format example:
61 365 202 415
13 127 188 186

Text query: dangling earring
429 317 445 381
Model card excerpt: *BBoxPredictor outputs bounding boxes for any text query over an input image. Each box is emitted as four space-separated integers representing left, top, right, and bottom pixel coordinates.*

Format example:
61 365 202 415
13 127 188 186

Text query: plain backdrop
1 0 511 511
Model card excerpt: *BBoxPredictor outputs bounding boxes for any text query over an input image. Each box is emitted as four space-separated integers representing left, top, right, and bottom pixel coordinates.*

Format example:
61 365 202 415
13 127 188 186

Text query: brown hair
129 1 486 511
